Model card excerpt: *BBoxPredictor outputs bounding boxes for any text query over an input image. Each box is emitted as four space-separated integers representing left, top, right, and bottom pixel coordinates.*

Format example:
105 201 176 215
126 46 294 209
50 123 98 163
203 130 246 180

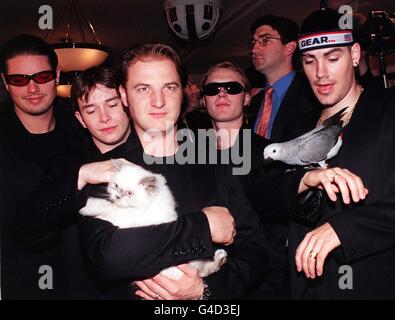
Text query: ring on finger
332 173 340 182
308 249 318 259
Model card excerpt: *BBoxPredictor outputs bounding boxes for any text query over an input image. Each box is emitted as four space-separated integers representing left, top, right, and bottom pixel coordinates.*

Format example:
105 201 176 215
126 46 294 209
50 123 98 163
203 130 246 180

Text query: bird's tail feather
321 107 348 127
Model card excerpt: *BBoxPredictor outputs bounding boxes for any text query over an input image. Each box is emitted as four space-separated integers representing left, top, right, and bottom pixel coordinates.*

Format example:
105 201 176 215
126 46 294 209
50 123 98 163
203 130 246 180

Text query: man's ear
285 41 297 57
1 73 9 91
119 85 128 107
75 111 87 129
201 96 207 109
243 91 251 108
55 67 61 85
351 43 361 67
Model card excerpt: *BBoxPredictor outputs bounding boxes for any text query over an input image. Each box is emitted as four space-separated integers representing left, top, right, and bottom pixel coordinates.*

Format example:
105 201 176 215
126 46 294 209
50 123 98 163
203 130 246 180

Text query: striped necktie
256 87 274 138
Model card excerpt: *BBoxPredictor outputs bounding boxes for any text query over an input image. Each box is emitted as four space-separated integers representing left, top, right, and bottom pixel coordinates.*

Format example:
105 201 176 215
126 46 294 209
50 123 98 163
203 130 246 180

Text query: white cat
80 161 227 280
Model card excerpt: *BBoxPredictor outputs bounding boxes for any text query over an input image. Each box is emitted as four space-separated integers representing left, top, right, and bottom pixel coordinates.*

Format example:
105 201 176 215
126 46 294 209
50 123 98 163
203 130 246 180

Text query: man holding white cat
75 44 269 299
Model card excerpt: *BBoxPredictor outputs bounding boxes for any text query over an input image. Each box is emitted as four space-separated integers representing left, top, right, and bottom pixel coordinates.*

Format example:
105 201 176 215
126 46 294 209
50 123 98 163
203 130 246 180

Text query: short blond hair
201 61 251 91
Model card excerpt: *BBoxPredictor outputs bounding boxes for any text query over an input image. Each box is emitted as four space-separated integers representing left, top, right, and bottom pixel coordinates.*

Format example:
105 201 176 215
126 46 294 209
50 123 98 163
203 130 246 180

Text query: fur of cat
80 161 227 280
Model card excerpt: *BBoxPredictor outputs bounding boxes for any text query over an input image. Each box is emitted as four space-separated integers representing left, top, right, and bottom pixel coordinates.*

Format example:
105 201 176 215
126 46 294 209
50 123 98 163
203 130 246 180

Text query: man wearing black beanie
288 7 395 299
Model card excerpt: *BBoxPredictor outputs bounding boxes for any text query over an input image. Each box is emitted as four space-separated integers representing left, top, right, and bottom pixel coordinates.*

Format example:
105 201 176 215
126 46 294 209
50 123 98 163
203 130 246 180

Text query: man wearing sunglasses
201 62 291 299
0 34 88 299
248 15 320 142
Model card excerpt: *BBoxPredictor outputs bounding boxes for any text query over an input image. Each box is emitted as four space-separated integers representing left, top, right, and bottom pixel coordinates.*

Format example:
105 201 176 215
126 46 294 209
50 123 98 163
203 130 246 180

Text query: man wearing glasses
248 15 320 142
0 34 87 299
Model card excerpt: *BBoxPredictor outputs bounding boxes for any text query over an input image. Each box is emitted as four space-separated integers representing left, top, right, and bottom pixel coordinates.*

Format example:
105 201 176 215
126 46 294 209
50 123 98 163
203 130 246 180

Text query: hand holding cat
202 206 236 245
77 158 130 190
134 264 204 300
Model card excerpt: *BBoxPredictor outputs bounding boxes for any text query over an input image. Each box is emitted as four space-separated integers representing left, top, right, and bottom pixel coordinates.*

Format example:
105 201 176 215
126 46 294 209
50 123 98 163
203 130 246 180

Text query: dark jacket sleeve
328 93 395 263
248 166 305 220
79 212 214 280
13 159 215 280
248 164 325 224
13 158 84 246
329 196 395 263
203 166 270 299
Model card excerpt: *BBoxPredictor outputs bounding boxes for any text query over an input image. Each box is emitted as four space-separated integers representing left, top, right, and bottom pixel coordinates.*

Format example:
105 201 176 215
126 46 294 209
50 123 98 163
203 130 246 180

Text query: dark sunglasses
202 81 245 96
4 70 56 86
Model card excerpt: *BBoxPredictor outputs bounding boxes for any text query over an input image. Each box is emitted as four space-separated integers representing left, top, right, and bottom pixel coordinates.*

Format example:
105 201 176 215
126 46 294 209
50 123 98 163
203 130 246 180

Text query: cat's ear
139 176 159 195
111 159 123 172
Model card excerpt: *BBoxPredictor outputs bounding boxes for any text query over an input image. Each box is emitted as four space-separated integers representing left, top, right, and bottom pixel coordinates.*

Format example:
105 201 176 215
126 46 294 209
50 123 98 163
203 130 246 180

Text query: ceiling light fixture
45 0 110 97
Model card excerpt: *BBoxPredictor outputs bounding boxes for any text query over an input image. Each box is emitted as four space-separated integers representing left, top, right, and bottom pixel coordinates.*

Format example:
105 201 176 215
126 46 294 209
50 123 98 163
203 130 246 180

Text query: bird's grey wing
295 125 324 140
277 141 305 165
297 127 341 163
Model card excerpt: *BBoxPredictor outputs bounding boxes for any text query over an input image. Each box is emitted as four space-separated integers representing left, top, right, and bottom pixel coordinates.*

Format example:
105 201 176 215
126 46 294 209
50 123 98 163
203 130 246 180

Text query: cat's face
108 165 160 208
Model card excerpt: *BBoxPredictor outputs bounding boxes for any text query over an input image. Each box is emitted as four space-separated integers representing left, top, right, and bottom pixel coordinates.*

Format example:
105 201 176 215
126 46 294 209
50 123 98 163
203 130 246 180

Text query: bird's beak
263 157 273 165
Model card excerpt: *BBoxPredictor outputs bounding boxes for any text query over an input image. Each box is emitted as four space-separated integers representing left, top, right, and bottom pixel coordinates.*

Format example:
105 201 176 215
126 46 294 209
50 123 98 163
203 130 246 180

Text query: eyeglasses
202 82 245 96
3 70 56 87
249 36 282 49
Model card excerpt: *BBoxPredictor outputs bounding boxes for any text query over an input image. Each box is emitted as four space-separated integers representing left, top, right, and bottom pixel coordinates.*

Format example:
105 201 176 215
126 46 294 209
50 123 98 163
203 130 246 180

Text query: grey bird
263 107 347 168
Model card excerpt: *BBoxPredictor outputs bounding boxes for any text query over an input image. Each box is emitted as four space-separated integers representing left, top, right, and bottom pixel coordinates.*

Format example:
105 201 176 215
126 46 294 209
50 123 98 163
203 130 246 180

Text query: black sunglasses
202 81 245 96
4 70 56 87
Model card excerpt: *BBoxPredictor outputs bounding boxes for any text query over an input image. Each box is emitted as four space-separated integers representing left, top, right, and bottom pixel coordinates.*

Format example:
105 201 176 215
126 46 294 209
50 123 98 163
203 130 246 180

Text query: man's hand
77 158 129 190
295 222 341 279
202 206 236 245
299 167 368 204
134 264 204 300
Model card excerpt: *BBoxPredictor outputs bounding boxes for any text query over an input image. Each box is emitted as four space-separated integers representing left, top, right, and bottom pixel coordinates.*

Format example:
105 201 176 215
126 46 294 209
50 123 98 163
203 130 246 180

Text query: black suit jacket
247 73 321 142
289 89 395 299
226 130 312 299
0 106 94 299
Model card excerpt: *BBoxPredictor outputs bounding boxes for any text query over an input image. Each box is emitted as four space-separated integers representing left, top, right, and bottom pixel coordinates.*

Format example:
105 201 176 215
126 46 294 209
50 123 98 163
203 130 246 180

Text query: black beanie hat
298 8 354 52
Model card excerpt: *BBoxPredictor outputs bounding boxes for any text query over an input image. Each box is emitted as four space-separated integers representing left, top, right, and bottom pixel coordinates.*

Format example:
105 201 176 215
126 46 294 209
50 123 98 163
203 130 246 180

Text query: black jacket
289 89 395 299
0 105 92 299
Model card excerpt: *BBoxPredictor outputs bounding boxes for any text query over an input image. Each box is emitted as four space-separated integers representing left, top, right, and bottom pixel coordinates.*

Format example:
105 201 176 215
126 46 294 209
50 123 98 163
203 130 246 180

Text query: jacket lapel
270 76 300 141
